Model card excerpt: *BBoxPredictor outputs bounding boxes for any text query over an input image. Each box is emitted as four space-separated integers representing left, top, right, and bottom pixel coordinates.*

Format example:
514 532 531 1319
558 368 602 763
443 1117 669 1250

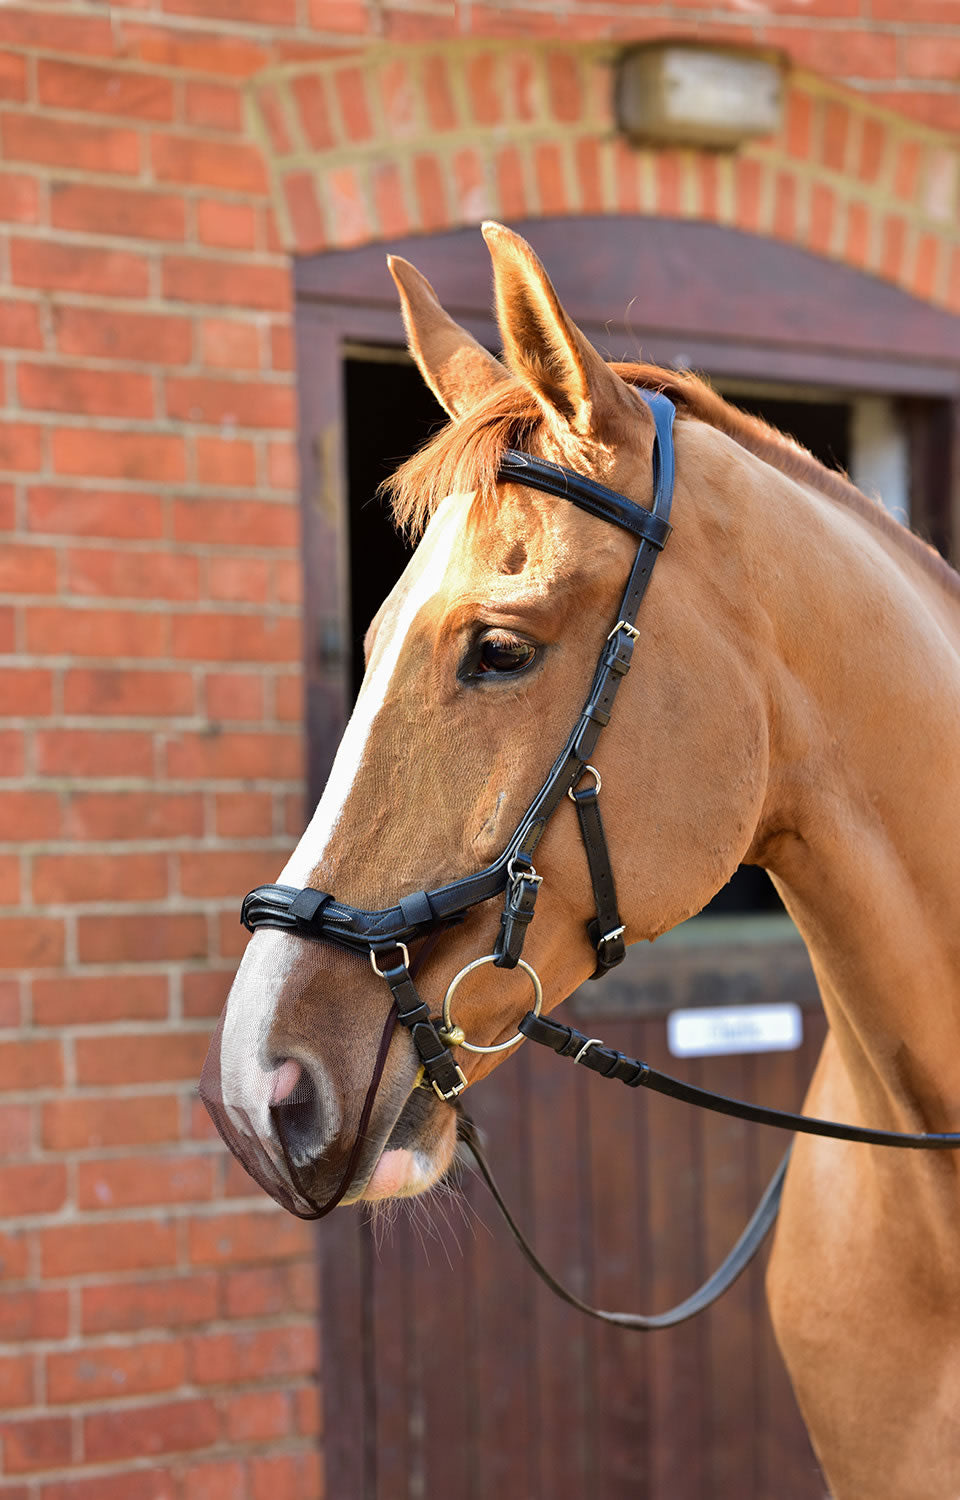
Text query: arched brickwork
252 41 960 312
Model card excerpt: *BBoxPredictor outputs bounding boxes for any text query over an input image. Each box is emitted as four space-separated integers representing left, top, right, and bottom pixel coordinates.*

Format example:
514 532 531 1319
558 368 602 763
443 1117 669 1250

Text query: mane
385 362 960 601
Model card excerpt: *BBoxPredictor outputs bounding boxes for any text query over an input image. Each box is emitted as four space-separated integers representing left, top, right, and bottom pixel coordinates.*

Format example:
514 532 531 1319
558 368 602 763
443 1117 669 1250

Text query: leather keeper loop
588 918 626 976
493 870 541 969
290 888 331 925
583 701 611 727
394 994 430 1028
399 890 433 928
603 636 635 677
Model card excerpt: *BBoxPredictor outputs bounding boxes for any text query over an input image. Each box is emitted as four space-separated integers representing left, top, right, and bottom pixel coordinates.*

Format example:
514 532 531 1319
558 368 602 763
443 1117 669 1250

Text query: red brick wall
0 3 956 1496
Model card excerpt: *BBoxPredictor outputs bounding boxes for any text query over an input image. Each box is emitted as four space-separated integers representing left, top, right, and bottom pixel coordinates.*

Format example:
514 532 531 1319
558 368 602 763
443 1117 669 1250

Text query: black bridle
242 388 678 1105
238 387 960 1329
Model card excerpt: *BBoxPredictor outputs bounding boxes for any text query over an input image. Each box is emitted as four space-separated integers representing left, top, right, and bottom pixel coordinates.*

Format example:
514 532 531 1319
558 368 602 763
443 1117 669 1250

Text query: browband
497 425 673 548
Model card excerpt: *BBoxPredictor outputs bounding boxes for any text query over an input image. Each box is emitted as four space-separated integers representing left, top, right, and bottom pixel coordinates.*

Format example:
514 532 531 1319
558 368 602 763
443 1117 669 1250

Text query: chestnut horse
208 224 960 1498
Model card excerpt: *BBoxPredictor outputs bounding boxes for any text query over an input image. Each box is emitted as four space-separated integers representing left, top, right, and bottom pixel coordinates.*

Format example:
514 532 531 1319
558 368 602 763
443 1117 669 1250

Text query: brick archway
252 40 960 312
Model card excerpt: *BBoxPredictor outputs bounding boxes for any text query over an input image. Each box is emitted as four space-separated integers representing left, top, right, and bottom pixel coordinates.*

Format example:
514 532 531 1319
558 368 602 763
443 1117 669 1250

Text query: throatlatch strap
458 1112 789 1330
572 784 626 977
519 1013 960 1149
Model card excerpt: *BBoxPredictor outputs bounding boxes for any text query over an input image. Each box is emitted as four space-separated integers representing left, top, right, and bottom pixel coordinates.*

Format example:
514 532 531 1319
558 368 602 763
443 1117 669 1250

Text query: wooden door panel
322 994 827 1500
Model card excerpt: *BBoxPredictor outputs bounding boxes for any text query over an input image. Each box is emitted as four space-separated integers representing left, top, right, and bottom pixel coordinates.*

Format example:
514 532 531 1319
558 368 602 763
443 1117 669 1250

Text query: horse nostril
269 1061 323 1171
270 1058 303 1105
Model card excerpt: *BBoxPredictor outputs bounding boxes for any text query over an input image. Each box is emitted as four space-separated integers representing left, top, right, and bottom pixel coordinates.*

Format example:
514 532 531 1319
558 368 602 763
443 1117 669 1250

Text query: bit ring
440 954 543 1054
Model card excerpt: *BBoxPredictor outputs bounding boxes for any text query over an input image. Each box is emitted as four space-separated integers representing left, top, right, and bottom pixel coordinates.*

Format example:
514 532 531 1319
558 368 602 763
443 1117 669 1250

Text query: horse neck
739 447 960 1159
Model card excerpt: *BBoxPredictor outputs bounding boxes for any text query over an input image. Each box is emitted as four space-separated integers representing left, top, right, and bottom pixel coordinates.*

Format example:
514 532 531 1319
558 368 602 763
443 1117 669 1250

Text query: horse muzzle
198 1001 452 1217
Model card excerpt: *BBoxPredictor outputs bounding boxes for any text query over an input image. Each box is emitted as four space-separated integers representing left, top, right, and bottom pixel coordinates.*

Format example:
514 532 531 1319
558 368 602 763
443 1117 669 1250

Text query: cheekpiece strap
378 954 467 1103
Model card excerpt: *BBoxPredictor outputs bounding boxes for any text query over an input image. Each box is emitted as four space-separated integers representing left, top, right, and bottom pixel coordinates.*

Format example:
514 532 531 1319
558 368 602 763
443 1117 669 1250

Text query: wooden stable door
322 967 827 1500
294 216 960 1498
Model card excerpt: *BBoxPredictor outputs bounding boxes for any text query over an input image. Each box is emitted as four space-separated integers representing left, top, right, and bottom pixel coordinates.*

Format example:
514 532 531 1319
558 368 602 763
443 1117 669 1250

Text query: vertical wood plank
466 1046 536 1500
526 1010 591 1499
293 308 351 805
584 1017 651 1500
700 1052 757 1500
643 1019 708 1500
755 1029 827 1500
370 1209 411 1500
405 1156 472 1500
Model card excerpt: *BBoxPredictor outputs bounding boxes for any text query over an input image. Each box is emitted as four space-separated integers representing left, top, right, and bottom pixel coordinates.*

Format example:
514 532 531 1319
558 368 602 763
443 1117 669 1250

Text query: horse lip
271 1053 427 1210
338 1080 444 1203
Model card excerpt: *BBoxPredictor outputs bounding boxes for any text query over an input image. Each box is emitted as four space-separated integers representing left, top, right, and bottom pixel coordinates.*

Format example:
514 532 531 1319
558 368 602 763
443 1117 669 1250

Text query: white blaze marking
280 495 464 886
218 495 466 1133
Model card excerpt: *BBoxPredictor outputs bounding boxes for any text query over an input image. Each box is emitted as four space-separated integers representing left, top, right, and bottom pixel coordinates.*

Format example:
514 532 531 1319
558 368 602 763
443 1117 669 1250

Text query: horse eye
476 635 537 675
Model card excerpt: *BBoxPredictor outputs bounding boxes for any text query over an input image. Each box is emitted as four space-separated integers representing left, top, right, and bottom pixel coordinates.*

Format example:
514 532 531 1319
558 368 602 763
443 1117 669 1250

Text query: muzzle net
198 940 400 1221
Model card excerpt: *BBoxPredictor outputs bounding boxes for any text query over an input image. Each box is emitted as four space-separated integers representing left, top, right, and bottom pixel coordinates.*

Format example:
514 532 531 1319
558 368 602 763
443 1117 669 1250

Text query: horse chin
354 1087 458 1203
361 1146 438 1200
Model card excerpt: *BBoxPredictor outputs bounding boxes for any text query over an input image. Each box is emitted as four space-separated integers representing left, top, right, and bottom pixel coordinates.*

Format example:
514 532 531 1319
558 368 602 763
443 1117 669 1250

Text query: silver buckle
432 1065 468 1102
573 1037 603 1064
567 764 602 801
607 619 640 642
370 942 410 979
600 924 625 945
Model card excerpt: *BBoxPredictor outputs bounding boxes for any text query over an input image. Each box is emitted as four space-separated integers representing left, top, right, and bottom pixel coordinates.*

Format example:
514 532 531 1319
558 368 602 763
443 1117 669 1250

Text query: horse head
201 224 770 1214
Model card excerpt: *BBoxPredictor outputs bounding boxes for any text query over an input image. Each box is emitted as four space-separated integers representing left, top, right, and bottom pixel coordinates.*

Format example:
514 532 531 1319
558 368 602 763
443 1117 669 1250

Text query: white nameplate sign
667 1003 803 1059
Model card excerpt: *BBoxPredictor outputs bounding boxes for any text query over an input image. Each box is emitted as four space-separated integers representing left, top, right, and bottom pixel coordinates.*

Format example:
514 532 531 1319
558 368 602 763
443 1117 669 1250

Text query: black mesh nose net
199 1003 398 1220
198 934 402 1220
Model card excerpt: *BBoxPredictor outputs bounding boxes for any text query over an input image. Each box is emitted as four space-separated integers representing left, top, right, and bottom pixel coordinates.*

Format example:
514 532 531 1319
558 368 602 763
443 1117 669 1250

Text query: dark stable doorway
344 353 852 919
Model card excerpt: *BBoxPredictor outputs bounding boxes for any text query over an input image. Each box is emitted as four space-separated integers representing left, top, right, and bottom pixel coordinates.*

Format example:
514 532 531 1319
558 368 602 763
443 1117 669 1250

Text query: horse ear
482 222 636 440
388 255 509 420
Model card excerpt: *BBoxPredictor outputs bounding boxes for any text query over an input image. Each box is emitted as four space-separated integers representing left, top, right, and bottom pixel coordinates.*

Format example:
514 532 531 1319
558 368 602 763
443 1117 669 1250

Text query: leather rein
240 388 960 1330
